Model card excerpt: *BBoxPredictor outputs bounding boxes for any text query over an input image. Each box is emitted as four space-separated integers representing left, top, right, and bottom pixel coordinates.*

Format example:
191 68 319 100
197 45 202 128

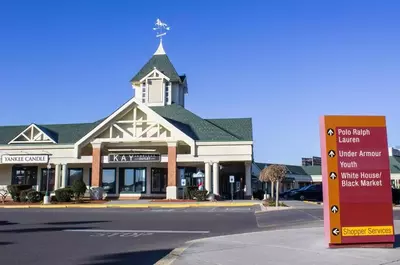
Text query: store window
68 168 83 186
102 168 116 194
177 167 197 187
119 168 146 193
12 166 37 186
41 168 55 191
151 168 167 193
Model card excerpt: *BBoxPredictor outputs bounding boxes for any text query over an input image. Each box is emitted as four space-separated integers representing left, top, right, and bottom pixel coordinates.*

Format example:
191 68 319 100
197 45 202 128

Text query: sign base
329 242 394 249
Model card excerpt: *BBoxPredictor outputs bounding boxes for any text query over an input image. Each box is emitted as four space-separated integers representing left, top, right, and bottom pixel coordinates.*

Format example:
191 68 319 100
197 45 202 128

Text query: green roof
130 54 182 83
0 121 102 145
0 104 252 145
151 104 252 141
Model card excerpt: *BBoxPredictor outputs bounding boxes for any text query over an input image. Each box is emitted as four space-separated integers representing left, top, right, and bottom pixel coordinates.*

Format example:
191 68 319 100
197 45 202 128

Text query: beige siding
148 79 163 103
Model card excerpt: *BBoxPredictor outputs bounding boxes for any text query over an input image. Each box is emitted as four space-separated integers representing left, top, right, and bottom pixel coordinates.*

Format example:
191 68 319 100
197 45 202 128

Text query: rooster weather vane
153 18 170 39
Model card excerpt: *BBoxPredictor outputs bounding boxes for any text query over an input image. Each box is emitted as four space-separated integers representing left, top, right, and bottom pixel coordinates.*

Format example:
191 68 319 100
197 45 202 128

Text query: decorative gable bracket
139 68 170 83
8 124 57 144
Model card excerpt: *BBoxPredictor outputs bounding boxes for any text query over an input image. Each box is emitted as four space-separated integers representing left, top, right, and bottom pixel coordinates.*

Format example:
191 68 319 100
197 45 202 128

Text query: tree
261 164 287 206
259 167 272 199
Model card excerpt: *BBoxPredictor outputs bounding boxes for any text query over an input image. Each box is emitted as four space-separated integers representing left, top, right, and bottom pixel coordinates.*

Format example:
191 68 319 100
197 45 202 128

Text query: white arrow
327 128 334 136
332 228 340 236
328 150 335 157
331 205 338 213
330 172 337 180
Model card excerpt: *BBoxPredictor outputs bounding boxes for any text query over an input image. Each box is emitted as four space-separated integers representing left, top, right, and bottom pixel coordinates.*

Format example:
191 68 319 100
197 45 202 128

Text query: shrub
393 188 400 204
253 190 264 200
193 190 208 201
184 186 198 200
55 187 73 202
20 189 35 202
27 190 43 203
71 179 87 202
7 185 33 202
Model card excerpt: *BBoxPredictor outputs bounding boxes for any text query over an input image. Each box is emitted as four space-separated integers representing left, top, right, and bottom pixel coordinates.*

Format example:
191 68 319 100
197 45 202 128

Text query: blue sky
1 0 400 165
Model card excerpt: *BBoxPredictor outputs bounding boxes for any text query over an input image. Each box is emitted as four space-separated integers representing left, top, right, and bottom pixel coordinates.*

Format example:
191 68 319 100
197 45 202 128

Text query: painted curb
154 242 194 265
0 202 260 209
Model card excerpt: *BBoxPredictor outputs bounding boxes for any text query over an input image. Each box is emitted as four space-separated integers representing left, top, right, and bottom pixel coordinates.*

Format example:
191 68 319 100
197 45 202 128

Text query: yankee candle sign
320 115 395 247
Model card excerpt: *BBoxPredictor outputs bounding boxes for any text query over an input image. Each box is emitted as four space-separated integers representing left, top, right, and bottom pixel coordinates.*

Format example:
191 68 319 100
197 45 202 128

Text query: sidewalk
158 221 400 265
0 200 261 209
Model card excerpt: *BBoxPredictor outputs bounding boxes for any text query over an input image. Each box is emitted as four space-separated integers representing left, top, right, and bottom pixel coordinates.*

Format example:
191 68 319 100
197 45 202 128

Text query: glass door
41 168 55 191
151 168 167 193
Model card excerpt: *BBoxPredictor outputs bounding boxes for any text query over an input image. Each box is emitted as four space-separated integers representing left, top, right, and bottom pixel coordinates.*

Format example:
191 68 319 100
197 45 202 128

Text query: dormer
130 40 188 107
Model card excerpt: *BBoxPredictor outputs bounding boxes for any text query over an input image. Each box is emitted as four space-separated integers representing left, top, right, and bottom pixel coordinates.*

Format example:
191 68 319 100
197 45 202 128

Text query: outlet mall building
0 41 254 200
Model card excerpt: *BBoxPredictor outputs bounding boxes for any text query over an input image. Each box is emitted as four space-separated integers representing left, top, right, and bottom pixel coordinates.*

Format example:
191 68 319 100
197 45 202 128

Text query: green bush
184 186 198 200
27 190 43 203
7 185 33 202
193 190 208 201
55 187 73 202
253 190 264 200
20 189 35 202
71 179 87 202
393 188 400 204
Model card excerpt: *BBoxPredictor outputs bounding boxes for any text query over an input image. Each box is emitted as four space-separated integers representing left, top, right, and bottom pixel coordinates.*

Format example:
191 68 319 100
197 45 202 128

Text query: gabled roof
130 54 181 83
0 120 103 145
151 104 252 142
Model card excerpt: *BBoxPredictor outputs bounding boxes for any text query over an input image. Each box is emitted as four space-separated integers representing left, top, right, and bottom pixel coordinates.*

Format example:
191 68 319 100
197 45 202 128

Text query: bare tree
259 167 272 199
0 189 8 204
262 165 287 207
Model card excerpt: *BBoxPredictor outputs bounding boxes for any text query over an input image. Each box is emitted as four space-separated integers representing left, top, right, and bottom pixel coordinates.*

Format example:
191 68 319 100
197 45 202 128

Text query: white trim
74 97 195 157
8 124 57 144
196 141 253 146
0 144 73 150
139 68 170 83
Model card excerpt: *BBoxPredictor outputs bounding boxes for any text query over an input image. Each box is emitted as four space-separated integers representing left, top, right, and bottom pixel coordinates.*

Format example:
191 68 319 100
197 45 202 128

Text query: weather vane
153 18 170 39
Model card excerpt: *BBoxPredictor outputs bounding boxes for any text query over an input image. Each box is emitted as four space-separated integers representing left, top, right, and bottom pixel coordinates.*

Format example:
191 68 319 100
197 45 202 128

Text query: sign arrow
331 205 339 213
332 228 340 236
330 172 337 180
327 128 335 136
328 150 336 157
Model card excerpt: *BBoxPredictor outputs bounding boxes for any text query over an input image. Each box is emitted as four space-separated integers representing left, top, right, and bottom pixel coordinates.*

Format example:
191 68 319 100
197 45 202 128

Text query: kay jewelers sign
108 153 161 163
320 115 395 248
1 154 49 164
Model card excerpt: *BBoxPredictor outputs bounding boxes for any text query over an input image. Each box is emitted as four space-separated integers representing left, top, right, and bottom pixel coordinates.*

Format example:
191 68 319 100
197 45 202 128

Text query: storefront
0 40 254 200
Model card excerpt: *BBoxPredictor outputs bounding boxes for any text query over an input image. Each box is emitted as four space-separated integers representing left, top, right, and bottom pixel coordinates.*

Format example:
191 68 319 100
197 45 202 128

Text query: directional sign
332 228 340 236
229 175 235 183
320 115 394 248
331 205 339 214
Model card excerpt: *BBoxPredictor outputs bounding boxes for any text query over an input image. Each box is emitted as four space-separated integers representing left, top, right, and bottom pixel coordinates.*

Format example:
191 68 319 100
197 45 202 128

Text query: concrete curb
303 201 323 205
154 242 194 265
255 204 292 213
0 202 260 209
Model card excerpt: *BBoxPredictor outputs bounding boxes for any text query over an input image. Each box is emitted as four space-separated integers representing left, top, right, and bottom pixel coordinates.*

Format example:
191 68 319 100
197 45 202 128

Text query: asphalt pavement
0 207 261 265
1 204 399 265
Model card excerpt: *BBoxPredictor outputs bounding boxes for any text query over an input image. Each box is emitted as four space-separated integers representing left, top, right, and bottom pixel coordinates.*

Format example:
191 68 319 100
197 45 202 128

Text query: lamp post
43 162 51 204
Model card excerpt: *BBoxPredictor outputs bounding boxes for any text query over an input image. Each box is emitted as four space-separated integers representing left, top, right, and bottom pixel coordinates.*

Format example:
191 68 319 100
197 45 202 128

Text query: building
253 146 400 194
0 39 254 200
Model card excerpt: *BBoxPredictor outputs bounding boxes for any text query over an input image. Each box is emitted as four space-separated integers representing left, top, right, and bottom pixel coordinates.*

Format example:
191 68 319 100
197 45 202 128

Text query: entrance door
12 166 38 187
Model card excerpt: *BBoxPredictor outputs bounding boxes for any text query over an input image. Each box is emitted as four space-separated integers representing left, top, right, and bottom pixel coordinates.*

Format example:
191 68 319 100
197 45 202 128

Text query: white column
205 162 211 192
245 162 252 197
54 164 61 190
146 166 152 196
61 164 68 188
212 162 220 196
36 167 42 192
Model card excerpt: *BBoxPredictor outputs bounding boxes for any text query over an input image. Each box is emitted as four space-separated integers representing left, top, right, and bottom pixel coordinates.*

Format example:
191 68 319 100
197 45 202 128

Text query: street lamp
43 162 52 205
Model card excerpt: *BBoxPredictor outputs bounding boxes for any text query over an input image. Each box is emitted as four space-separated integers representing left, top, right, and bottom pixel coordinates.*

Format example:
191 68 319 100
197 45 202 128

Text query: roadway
1 204 399 265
